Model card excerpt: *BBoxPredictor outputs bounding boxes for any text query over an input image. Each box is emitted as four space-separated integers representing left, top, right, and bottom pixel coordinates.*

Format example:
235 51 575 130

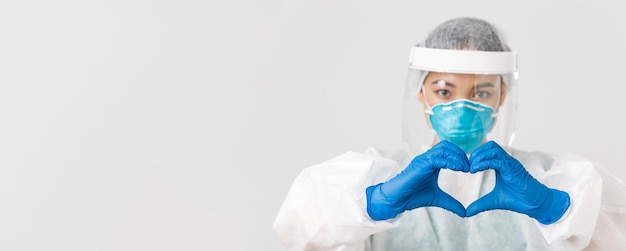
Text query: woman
273 17 626 250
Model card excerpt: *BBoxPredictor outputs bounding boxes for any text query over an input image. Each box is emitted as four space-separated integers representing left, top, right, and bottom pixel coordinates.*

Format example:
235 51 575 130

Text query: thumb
432 190 466 217
466 192 499 217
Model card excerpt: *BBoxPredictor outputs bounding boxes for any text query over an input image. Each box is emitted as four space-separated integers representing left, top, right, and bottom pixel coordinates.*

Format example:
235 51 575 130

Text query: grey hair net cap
420 17 510 52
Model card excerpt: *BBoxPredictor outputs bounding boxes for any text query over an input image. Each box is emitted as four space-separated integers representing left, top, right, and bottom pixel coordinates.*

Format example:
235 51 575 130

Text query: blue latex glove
366 141 469 220
466 141 571 224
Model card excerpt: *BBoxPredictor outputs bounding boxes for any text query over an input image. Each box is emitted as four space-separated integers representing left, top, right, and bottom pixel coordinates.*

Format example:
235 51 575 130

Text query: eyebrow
429 81 496 89
475 83 496 89
430 80 456 88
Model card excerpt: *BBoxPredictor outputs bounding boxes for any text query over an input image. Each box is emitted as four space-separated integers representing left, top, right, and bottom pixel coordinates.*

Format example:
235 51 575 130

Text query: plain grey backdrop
1 0 624 250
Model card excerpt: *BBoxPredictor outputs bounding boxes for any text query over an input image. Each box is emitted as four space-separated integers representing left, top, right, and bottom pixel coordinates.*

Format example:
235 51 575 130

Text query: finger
403 189 437 211
469 161 491 173
441 141 471 172
468 141 501 164
431 189 466 217
468 143 510 173
469 159 511 173
435 140 468 159
402 187 466 217
429 141 470 172
429 157 469 172
465 192 501 217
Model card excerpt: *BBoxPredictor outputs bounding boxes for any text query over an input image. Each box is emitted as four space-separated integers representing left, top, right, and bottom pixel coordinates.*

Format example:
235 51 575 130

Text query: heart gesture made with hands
366 140 571 224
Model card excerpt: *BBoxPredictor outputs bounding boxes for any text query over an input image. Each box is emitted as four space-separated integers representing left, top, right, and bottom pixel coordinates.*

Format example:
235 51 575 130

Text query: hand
466 141 570 224
366 140 469 220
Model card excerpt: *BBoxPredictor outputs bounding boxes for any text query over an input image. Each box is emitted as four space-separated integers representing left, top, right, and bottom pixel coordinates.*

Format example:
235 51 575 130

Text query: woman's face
418 72 506 109
418 72 507 139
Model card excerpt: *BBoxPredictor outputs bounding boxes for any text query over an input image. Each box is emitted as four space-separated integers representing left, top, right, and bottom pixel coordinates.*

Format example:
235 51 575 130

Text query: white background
1 1 624 250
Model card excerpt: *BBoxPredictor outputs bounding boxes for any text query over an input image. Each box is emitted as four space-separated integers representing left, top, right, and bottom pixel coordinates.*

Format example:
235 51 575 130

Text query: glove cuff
531 188 571 224
365 184 403 221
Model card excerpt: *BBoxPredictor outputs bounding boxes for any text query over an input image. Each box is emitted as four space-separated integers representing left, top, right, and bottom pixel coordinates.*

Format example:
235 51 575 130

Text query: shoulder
506 147 597 172
303 148 403 179
506 147 602 184
505 147 559 173
288 148 404 189
317 148 396 166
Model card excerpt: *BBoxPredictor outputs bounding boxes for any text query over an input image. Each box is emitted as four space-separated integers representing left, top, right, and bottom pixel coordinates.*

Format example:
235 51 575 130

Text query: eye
435 89 451 97
473 91 491 99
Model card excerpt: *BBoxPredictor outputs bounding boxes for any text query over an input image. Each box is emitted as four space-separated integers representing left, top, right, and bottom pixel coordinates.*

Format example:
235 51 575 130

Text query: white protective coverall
273 146 626 250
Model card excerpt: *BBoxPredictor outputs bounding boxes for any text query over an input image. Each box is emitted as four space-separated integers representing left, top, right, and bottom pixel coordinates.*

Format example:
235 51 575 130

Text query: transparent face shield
402 47 518 154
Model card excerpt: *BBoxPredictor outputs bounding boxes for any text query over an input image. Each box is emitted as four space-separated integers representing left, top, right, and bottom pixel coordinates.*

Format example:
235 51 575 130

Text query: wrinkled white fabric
273 151 401 251
273 147 626 251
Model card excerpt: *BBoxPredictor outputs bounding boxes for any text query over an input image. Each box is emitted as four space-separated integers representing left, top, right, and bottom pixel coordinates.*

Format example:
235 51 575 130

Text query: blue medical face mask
427 99 496 153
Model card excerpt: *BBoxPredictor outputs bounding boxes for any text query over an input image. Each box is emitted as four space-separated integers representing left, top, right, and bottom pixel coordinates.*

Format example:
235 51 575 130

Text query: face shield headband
409 46 518 75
